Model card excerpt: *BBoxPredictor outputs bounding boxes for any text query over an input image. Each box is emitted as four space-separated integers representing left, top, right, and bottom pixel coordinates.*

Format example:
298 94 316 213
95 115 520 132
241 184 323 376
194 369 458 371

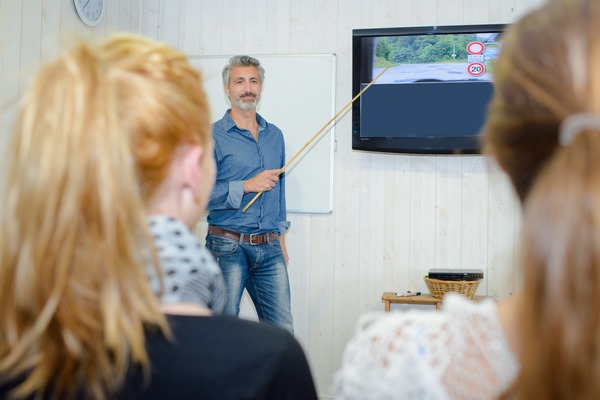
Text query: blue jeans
205 233 294 333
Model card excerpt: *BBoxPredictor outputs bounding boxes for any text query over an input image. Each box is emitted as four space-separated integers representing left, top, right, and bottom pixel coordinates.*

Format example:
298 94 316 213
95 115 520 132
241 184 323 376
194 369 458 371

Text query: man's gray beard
232 96 260 111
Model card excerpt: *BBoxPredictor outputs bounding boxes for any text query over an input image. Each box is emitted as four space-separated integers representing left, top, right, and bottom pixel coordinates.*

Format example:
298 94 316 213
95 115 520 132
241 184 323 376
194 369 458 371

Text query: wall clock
73 0 106 27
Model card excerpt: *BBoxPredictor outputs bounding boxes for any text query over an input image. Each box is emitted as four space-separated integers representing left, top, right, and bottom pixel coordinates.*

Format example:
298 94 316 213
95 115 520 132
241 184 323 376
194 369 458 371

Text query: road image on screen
369 32 502 84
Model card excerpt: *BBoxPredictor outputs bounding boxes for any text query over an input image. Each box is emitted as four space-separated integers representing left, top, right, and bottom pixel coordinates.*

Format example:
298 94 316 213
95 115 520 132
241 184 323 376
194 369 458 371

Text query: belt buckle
249 233 262 245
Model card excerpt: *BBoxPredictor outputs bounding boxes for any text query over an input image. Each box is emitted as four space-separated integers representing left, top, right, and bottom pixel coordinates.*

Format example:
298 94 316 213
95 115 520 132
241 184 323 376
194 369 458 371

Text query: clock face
74 0 106 27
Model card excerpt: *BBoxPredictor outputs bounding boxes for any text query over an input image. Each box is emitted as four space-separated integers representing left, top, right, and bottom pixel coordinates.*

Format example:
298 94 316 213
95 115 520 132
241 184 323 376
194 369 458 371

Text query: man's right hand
243 168 284 193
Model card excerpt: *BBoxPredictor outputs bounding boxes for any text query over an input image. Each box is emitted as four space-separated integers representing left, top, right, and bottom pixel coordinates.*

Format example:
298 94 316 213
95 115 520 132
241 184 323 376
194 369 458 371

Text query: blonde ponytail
0 34 210 399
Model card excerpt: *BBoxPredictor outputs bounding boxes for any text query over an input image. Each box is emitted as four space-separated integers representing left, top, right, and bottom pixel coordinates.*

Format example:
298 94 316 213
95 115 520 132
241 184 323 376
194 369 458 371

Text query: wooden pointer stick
241 65 391 213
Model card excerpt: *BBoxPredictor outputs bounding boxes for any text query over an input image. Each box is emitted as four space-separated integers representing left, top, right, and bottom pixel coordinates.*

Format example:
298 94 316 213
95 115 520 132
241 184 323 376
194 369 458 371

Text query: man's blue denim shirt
207 110 290 235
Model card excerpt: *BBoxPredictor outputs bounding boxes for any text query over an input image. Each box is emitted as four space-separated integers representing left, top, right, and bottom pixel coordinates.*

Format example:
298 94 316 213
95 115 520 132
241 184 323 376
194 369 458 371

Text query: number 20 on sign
467 62 485 77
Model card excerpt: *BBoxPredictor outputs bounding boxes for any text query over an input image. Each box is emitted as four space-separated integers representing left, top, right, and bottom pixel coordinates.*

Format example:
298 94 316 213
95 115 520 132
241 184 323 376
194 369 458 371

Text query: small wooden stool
381 292 493 311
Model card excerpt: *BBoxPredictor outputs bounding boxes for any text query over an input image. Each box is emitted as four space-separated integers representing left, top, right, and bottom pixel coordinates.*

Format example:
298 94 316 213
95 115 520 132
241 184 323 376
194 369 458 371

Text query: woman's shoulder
159 314 298 356
121 315 317 400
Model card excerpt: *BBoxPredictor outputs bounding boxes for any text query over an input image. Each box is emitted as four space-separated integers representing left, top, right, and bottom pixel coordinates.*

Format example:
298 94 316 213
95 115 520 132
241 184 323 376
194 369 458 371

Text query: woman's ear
146 144 204 225
179 144 203 195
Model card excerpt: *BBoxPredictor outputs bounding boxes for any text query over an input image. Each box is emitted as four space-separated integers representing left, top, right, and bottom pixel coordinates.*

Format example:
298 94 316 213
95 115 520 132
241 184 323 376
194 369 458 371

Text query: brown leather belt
208 226 279 245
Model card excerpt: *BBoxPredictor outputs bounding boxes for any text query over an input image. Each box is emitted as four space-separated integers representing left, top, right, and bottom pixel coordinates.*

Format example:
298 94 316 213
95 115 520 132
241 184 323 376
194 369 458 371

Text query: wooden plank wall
1 0 545 398
0 0 141 151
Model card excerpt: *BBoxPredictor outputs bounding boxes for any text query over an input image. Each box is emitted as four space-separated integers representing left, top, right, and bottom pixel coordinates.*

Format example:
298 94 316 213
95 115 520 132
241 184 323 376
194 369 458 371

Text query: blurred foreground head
0 34 211 399
484 0 600 398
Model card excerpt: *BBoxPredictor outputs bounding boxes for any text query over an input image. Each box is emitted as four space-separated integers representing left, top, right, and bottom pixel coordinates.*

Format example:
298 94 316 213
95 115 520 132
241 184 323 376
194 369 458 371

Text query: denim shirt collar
222 109 267 134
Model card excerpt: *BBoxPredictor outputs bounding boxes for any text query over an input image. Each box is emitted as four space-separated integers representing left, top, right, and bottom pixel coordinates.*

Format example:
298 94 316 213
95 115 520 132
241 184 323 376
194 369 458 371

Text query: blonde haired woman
0 34 317 400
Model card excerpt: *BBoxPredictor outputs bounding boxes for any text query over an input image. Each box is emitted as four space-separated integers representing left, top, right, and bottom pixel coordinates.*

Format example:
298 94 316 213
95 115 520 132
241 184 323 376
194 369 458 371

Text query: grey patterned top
147 215 225 313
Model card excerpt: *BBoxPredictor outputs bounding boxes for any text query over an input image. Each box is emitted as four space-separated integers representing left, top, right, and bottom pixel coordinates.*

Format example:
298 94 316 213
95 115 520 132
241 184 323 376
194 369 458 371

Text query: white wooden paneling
438 0 464 25
198 0 223 54
158 0 179 47
464 0 490 24
409 156 437 291
461 156 489 297
356 0 387 318
220 0 244 53
290 0 314 52
331 0 364 395
516 0 545 17
435 156 464 267
265 0 291 53
59 0 83 48
178 0 203 55
40 0 62 60
381 0 412 29
0 0 22 153
307 212 336 393
141 0 160 39
287 214 311 341
487 159 519 297
117 0 135 32
312 0 337 52
384 156 412 292
20 0 43 94
104 0 123 37
412 0 438 26
358 151 387 314
243 0 268 53
513 203 524 290
489 0 517 23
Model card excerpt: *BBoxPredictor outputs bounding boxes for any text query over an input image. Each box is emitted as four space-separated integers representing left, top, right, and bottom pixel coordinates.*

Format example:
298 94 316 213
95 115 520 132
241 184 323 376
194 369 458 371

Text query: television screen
352 24 505 154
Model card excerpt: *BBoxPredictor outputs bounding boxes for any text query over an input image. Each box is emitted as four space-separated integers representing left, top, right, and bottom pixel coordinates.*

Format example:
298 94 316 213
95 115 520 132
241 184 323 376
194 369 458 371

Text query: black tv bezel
352 23 506 155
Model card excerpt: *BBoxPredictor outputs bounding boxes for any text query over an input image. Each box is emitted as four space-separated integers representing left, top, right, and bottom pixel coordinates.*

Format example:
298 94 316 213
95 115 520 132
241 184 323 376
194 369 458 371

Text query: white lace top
334 294 519 400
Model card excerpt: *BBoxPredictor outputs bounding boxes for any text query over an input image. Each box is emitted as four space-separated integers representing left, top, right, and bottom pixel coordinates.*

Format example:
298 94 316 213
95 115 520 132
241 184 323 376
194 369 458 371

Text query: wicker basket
424 276 480 299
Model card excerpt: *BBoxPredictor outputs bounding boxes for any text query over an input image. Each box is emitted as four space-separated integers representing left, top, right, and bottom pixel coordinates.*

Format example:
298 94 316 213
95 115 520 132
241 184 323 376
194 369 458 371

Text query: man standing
206 55 293 333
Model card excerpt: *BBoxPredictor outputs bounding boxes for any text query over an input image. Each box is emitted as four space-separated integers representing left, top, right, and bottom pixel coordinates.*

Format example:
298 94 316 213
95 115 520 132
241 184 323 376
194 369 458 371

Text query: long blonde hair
0 34 211 399
484 0 600 397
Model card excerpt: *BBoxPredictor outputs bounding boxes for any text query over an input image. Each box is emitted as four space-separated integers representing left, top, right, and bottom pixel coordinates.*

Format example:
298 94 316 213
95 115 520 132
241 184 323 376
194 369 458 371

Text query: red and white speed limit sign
467 62 485 77
467 41 485 55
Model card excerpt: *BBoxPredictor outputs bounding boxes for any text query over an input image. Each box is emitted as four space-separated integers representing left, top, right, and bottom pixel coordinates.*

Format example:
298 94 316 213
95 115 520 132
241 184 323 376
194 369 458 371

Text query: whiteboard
187 54 335 214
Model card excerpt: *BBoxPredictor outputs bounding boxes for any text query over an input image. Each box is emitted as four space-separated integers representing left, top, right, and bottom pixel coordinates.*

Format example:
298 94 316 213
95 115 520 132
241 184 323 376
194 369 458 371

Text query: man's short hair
222 55 265 86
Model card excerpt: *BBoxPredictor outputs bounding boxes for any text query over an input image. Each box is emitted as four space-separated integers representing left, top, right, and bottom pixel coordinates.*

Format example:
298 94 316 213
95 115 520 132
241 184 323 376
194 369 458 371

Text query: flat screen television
352 24 505 154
